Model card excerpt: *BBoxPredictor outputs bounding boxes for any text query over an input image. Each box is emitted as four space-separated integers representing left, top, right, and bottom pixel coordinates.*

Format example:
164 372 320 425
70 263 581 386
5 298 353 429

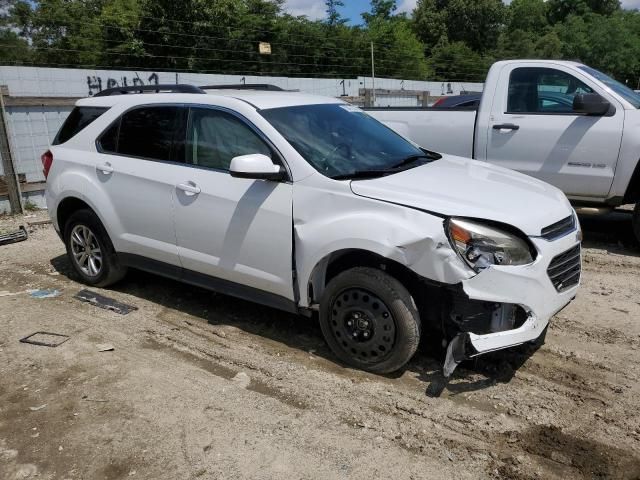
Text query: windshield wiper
331 169 397 180
389 153 434 170
331 153 439 181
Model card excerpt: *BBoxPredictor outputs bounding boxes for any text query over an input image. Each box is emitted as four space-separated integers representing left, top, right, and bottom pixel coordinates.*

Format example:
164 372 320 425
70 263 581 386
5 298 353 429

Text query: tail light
41 150 53 179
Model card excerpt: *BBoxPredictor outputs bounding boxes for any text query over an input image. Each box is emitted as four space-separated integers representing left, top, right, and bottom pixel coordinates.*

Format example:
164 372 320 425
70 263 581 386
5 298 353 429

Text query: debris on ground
28 404 47 411
19 332 70 348
232 372 251 389
0 225 27 246
26 219 52 227
28 289 61 299
74 289 138 315
81 395 108 403
96 343 115 352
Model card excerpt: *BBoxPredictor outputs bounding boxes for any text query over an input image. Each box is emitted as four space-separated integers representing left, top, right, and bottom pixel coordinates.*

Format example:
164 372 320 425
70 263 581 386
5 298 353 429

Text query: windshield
579 65 640 109
260 103 427 179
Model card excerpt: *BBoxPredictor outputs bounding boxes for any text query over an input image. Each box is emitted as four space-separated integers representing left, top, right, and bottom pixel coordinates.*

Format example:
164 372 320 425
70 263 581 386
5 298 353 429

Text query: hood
350 155 573 237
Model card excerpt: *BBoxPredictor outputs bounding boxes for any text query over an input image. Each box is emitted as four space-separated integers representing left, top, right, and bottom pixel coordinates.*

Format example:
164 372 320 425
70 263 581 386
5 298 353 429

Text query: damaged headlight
447 218 535 272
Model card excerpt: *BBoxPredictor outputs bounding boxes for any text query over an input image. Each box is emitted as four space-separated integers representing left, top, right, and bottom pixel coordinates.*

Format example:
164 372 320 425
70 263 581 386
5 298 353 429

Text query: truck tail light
41 150 53 178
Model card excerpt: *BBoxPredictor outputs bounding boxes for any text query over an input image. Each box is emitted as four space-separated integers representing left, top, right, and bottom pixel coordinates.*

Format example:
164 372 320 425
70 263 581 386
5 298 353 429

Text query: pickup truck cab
369 60 640 242
44 84 581 377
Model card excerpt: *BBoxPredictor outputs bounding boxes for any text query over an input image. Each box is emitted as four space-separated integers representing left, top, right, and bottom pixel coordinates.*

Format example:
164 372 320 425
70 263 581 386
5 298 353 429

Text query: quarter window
187 108 271 171
507 68 593 114
54 107 108 145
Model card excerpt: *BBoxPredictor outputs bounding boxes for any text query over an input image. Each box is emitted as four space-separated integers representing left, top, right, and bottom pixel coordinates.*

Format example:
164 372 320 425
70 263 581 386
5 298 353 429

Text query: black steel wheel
329 288 396 363
319 267 421 374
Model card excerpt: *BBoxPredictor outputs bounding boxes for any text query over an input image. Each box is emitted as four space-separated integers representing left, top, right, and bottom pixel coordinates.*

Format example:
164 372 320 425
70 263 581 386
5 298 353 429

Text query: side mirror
229 154 286 181
573 93 612 116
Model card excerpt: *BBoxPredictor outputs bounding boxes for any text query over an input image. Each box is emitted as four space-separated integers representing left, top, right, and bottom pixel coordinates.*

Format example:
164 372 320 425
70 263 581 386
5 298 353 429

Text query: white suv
44 84 581 376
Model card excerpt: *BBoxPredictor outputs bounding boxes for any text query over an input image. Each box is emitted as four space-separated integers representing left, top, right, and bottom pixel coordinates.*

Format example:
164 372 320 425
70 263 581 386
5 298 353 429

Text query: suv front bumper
443 230 581 376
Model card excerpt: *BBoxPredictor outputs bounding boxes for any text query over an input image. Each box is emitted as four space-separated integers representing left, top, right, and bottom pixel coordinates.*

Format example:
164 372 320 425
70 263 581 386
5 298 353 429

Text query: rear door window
53 106 108 145
116 106 186 162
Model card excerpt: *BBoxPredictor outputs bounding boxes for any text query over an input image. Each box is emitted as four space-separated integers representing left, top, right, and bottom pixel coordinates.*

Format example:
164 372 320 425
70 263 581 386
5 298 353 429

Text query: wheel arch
306 248 428 313
57 196 94 233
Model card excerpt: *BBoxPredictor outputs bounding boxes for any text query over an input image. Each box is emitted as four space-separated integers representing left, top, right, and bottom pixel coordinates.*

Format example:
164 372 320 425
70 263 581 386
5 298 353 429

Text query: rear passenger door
95 105 187 269
172 107 294 302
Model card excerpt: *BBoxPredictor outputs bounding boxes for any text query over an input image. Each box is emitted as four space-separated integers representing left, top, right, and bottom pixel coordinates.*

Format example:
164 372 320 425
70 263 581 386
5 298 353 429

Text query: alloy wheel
70 224 103 277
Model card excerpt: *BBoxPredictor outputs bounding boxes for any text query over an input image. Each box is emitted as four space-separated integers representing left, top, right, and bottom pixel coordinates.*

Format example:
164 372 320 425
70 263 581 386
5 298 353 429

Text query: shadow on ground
579 209 639 256
48 209 637 398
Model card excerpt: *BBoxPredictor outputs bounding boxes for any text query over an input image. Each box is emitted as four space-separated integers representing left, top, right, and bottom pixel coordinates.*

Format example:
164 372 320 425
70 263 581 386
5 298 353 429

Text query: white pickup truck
369 60 640 242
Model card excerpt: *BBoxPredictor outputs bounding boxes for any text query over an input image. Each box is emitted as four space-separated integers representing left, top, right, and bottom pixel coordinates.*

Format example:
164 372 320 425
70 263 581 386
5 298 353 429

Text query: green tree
412 0 506 53
508 0 549 32
363 0 398 24
369 17 431 79
547 0 620 23
325 0 346 26
428 38 493 82
412 0 448 52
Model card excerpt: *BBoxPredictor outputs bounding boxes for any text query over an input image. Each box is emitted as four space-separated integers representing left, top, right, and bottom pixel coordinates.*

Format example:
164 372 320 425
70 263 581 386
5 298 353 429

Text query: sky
283 0 640 23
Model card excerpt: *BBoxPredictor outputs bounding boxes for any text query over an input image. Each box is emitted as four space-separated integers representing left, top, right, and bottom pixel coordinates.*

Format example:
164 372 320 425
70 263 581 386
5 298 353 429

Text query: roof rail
93 84 206 97
200 84 284 92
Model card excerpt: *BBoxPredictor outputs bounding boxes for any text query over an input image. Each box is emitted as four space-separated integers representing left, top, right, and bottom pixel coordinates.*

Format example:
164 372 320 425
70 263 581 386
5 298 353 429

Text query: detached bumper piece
0 225 28 246
443 333 474 377
441 291 532 377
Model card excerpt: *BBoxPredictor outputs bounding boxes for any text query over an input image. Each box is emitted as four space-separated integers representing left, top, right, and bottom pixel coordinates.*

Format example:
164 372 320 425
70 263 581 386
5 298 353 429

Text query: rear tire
633 203 640 245
319 267 421 374
64 209 127 287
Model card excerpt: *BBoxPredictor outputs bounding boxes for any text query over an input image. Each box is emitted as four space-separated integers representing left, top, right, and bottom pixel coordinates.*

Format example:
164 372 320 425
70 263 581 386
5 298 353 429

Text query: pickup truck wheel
64 209 127 287
634 203 640 244
319 267 421 374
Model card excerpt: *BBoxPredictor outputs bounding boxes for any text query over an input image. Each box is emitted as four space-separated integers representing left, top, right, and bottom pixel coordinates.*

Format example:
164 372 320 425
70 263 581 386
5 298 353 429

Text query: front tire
64 209 127 287
319 267 421 374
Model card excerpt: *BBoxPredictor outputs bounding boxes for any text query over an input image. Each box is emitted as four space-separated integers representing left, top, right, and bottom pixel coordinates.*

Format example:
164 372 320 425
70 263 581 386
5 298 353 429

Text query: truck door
484 64 624 198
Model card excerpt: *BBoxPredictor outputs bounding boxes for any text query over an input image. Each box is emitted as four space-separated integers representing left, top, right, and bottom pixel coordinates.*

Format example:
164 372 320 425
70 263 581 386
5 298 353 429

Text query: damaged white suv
44 84 581 376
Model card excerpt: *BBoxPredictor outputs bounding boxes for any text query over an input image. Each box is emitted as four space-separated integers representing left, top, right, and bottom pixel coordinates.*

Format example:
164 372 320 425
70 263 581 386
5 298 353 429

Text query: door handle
97 162 114 174
176 182 201 196
493 123 520 131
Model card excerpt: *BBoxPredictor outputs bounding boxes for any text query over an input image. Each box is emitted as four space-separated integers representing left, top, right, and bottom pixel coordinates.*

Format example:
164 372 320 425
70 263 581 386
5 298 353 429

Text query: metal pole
0 86 23 215
370 42 376 107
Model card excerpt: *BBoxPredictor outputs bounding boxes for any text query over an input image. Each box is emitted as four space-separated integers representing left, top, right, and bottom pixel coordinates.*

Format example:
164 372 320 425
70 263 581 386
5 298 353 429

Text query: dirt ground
0 209 639 480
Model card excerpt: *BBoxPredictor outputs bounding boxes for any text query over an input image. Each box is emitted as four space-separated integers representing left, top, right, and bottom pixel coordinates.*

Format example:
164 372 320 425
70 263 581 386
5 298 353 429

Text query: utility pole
370 41 376 107
0 86 23 215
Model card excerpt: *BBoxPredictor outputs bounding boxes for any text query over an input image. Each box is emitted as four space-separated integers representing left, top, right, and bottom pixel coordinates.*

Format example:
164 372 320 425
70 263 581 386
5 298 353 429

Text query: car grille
541 215 576 240
547 244 581 292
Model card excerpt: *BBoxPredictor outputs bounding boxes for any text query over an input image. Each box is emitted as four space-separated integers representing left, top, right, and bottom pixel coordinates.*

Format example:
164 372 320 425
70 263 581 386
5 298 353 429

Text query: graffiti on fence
87 72 160 96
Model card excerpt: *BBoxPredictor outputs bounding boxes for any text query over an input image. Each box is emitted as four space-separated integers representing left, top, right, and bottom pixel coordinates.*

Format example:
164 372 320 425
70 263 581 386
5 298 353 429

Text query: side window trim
96 116 121 153
184 104 292 181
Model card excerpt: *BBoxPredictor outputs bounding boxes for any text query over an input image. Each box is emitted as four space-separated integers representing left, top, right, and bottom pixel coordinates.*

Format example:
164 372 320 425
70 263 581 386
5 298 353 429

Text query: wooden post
363 88 373 108
0 85 24 214
420 91 431 107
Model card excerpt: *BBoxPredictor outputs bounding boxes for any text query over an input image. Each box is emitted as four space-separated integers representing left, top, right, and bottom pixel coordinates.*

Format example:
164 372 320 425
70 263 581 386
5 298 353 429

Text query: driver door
172 107 295 301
